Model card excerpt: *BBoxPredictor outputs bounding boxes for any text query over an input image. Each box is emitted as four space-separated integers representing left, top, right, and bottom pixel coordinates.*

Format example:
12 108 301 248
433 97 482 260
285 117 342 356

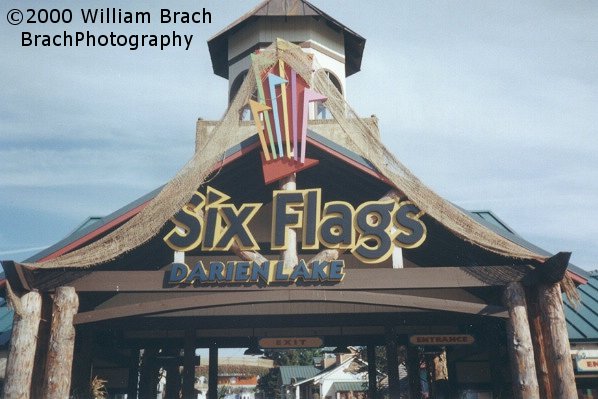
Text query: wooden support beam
230 241 267 264
537 282 577 398
70 326 95 398
3 290 42 399
31 293 52 399
407 345 421 399
69 265 535 292
127 348 140 399
503 282 539 399
385 328 400 399
138 348 158 399
208 344 218 399
42 286 79 399
525 287 552 398
367 344 377 399
164 352 182 399
280 173 298 269
74 289 508 324
183 330 196 399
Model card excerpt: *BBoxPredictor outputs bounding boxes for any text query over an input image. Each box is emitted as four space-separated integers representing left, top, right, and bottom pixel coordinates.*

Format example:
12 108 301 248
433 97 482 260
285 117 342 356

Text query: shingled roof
208 0 366 78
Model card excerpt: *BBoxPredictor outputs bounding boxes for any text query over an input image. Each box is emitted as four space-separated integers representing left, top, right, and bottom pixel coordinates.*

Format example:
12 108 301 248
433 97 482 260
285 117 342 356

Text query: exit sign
258 337 323 349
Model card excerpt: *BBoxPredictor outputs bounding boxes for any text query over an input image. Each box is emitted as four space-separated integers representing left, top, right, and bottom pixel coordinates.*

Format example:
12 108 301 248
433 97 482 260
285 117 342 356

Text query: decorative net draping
24 39 546 270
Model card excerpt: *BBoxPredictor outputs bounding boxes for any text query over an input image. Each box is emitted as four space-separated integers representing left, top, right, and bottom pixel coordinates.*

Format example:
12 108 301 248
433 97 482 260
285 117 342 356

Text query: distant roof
279 365 320 385
565 273 598 341
66 216 103 236
208 0 366 79
331 381 367 392
0 299 13 346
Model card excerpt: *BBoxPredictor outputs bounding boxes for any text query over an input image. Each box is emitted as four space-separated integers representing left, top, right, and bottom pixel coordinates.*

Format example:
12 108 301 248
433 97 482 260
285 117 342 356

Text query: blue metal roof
0 299 14 346
564 273 598 341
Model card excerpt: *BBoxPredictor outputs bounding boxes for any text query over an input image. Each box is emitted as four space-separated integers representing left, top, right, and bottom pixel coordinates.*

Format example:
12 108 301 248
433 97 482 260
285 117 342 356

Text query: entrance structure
1 1 587 398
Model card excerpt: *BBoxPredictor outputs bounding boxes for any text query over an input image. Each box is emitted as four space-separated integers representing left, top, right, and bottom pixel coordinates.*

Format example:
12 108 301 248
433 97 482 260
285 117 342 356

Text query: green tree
264 348 323 366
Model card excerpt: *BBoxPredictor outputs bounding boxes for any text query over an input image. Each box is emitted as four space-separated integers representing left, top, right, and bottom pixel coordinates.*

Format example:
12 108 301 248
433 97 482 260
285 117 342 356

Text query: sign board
576 350 598 372
258 337 323 349
162 59 429 288
409 335 475 346
164 186 426 264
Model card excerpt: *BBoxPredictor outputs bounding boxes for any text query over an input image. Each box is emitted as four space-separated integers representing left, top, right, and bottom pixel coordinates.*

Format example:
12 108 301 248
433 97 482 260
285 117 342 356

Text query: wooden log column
537 282 577 398
525 287 552 398
30 293 52 399
407 344 422 399
70 326 95 398
127 348 141 399
183 330 196 399
367 344 377 399
503 282 540 399
385 328 401 399
42 286 79 399
139 348 159 399
208 344 218 399
3 290 42 399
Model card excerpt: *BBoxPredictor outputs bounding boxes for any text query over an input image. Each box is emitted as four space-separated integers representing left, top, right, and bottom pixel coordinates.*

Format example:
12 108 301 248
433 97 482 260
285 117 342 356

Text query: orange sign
409 335 475 346
259 337 323 349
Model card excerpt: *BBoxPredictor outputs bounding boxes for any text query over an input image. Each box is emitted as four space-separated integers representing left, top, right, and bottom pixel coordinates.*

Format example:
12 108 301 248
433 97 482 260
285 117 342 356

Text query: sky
0 0 596 271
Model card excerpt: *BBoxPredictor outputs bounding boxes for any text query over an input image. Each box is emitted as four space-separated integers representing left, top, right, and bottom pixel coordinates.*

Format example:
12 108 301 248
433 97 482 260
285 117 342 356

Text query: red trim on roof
567 270 588 285
37 202 150 262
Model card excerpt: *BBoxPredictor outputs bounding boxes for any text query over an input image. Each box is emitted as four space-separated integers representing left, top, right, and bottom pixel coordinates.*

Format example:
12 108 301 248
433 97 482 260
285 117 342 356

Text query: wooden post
3 290 42 399
280 174 298 269
367 344 377 399
525 287 552 398
164 357 181 399
30 293 52 399
537 282 577 398
385 328 400 399
503 282 540 399
42 286 79 399
127 348 141 399
70 325 95 398
208 344 218 399
139 348 158 399
183 330 196 399
406 345 421 399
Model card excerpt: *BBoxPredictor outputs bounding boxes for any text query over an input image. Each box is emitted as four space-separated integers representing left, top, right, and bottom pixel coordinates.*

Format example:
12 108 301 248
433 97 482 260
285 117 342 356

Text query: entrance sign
576 350 598 372
164 186 427 264
409 335 475 346
259 337 324 349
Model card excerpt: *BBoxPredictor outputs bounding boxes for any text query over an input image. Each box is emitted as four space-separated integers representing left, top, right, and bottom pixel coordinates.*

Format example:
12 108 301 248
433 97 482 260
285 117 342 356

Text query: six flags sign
163 186 427 285
164 63 427 285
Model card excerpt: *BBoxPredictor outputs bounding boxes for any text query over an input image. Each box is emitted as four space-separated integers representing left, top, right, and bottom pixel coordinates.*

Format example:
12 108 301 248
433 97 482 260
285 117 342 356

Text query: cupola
207 0 366 103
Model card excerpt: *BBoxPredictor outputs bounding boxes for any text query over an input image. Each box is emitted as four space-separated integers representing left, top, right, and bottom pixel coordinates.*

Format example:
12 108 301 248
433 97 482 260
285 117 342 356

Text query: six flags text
164 186 427 264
